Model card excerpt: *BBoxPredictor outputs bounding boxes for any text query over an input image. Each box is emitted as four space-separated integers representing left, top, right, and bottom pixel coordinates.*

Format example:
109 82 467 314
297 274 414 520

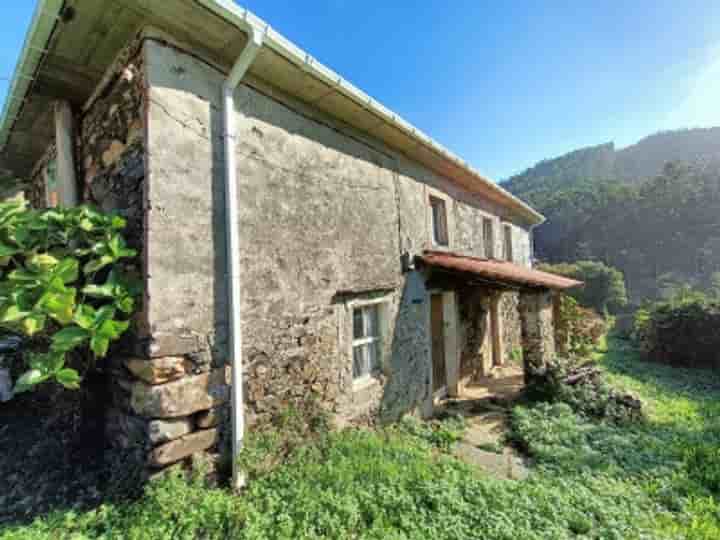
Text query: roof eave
0 0 64 156
1 0 546 225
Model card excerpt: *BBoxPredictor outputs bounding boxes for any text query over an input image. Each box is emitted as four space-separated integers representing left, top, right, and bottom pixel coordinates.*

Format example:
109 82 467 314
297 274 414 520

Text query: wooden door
431 294 447 391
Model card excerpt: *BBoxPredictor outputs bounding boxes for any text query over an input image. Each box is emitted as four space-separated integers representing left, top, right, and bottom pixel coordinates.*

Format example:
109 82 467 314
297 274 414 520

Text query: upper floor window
352 304 382 381
483 217 494 259
429 196 449 247
503 224 513 262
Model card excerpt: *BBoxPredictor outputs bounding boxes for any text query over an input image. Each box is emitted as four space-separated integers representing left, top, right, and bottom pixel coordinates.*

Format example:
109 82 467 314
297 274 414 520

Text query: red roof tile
418 251 583 290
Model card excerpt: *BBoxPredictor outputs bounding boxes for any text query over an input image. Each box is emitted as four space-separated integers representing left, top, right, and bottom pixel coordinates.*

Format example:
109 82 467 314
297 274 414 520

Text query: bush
539 260 628 314
555 295 607 357
525 357 643 424
0 200 140 395
634 290 720 369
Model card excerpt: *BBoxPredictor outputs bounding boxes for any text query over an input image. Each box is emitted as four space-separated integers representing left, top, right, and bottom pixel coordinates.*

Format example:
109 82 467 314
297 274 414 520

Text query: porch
416 250 582 408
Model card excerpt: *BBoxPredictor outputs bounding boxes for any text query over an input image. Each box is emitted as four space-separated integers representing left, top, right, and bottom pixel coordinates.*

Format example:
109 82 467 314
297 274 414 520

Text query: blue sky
2 1 720 180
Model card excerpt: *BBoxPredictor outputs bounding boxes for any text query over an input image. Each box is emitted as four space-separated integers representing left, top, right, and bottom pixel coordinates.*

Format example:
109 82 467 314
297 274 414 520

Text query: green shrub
395 413 467 451
556 295 607 357
0 200 140 395
539 260 628 314
634 289 720 369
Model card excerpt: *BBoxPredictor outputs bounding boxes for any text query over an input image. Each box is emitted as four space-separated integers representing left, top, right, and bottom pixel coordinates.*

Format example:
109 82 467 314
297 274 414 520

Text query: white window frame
347 295 390 388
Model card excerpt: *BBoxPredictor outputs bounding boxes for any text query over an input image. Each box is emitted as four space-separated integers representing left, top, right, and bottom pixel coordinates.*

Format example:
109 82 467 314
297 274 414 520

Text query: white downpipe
223 27 264 491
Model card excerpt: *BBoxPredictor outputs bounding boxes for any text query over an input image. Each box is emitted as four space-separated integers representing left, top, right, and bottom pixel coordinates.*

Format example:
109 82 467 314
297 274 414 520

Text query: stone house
0 0 581 481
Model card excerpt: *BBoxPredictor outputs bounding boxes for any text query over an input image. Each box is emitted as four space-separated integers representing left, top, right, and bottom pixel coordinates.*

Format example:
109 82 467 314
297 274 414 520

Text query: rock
196 407 222 429
149 429 218 467
126 119 143 145
102 140 126 167
148 418 193 445
130 368 229 418
0 368 13 402
125 356 187 385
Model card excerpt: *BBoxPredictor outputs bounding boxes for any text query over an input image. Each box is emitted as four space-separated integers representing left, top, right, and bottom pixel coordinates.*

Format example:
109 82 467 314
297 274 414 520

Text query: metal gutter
196 0 545 225
222 24 264 491
0 0 64 153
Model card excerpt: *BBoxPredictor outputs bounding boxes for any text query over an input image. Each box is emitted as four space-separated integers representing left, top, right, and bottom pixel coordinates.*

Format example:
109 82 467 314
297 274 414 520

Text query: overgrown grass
3 336 720 539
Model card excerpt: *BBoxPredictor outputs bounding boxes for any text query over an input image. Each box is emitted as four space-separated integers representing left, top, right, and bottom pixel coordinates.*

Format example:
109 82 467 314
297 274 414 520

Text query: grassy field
2 337 720 539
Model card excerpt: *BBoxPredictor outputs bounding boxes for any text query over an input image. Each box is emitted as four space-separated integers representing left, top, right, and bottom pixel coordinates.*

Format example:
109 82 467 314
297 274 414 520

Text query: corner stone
125 356 187 385
131 368 229 418
148 417 193 445
196 407 223 429
149 428 219 467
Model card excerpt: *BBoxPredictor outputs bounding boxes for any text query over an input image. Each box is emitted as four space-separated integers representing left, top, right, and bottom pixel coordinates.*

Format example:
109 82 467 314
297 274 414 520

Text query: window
503 224 513 262
483 217 494 259
352 305 382 380
429 196 449 246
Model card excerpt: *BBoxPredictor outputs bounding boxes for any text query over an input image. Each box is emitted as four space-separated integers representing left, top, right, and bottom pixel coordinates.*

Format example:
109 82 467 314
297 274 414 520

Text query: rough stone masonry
21 28 558 477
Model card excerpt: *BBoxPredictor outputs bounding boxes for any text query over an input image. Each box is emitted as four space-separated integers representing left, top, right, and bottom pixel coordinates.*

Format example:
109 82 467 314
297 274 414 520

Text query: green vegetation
4 338 720 539
539 260 627 314
504 130 720 302
0 200 139 394
634 287 720 369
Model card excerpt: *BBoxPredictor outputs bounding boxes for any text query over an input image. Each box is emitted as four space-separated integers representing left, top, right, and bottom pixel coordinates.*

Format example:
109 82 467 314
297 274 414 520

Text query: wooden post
491 293 504 367
54 100 78 207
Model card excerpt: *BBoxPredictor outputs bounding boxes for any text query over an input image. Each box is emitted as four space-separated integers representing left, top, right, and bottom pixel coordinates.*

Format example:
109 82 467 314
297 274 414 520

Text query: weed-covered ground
2 337 720 539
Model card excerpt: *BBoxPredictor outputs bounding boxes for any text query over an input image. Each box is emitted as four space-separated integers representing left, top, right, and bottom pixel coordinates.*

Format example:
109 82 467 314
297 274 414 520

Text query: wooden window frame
482 217 495 259
429 195 449 247
503 223 513 262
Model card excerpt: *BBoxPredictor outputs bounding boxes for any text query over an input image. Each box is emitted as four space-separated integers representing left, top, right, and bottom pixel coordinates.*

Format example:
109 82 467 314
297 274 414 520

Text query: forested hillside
502 128 720 302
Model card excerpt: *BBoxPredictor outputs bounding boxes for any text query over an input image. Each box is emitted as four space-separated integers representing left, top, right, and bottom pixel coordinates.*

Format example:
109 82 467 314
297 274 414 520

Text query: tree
540 260 628 314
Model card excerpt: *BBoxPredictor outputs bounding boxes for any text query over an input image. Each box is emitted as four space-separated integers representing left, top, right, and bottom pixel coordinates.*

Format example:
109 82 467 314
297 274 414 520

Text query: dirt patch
0 381 140 525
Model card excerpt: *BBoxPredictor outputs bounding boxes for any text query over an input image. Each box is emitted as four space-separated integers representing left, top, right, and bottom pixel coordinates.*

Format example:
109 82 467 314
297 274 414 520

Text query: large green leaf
73 304 96 330
0 241 20 257
8 269 40 283
56 368 81 390
90 335 110 357
39 289 76 325
51 326 90 352
97 318 129 340
1 305 30 323
83 255 114 274
22 313 46 336
53 258 79 284
28 351 65 374
82 283 115 299
13 369 48 394
27 253 59 273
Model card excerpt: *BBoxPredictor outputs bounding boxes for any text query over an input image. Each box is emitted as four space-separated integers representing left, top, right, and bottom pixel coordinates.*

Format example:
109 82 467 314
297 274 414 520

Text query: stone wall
15 30 551 477
140 36 535 440
458 285 492 381
519 290 556 382
500 291 522 361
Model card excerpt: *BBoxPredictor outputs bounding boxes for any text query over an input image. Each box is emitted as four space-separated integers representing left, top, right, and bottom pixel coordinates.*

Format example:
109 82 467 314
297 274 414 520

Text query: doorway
431 293 447 393
430 291 459 399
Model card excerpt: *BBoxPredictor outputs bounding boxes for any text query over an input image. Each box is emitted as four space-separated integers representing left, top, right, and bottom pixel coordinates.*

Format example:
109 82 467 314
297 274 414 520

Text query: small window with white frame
352 304 382 381
429 195 449 247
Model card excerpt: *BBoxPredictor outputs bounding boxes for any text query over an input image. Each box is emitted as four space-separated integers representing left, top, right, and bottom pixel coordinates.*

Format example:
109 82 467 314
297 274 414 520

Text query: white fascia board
198 0 545 225
0 0 64 153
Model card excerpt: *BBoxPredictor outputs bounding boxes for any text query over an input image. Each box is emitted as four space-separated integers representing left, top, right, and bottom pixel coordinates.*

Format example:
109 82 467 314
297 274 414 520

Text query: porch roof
417 251 584 291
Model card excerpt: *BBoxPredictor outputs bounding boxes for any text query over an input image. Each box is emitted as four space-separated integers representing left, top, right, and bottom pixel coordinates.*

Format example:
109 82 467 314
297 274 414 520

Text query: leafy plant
0 200 140 395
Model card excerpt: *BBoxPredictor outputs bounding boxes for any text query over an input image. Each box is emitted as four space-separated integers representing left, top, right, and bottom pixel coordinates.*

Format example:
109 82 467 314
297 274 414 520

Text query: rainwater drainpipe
222 27 264 491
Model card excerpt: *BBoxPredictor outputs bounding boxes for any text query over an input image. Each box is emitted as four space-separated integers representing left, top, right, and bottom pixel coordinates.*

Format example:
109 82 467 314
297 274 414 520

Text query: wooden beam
54 100 78 206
